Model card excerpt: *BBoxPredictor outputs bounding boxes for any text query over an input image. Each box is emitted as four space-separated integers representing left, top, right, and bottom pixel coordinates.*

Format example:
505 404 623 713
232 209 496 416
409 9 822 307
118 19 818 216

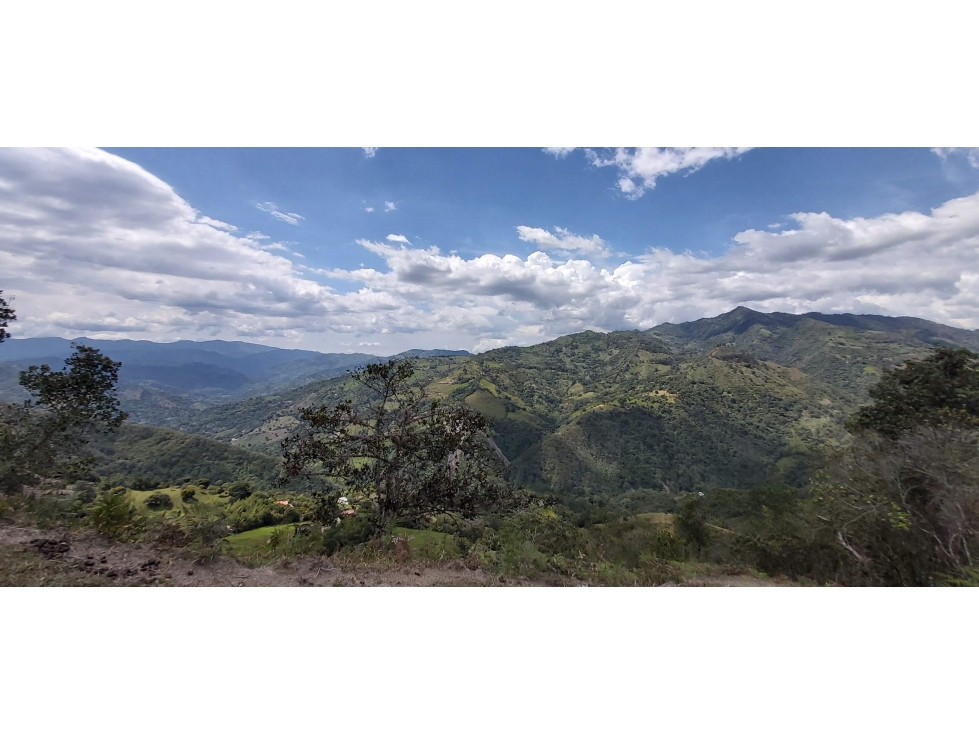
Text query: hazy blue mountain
0 336 473 425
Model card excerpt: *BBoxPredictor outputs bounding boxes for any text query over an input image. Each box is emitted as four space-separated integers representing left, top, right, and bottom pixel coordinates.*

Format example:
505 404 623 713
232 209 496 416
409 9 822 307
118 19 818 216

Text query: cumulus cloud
585 147 753 198
384 201 396 212
386 234 410 244
362 147 379 158
2 148 978 355
543 147 576 158
255 201 305 225
516 226 610 257
933 147 979 169
364 206 375 213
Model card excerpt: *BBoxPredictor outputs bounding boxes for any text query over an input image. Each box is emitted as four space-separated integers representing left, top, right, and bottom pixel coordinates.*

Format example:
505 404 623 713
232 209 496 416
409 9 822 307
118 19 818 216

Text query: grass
224 523 297 555
126 486 228 513
390 527 460 561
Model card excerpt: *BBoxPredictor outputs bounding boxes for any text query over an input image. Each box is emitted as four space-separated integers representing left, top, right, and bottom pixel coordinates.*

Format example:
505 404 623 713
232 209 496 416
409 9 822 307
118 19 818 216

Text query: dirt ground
0 522 561 587
0 521 794 587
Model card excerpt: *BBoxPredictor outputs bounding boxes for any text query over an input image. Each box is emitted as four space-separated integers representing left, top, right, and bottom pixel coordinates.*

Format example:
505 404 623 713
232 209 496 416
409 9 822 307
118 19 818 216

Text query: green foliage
847 347 979 438
91 425 279 491
227 481 254 502
321 515 375 555
180 487 196 503
1 342 126 493
0 290 14 345
145 492 174 510
281 358 522 530
674 497 711 558
90 488 144 541
182 503 230 563
226 493 299 533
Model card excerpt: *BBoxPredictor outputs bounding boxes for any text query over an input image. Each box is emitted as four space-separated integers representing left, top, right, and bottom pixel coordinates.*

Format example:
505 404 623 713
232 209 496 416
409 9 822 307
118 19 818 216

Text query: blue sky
104 147 979 274
2 146 979 354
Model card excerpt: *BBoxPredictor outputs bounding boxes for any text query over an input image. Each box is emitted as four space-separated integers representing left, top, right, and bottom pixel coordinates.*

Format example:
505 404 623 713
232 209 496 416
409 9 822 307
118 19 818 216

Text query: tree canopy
0 290 15 344
1 295 127 492
280 359 520 530
847 347 979 438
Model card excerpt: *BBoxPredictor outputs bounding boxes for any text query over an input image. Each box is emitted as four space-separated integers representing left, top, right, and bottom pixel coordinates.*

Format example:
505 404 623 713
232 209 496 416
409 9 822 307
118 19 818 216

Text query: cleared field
224 523 298 554
126 486 228 512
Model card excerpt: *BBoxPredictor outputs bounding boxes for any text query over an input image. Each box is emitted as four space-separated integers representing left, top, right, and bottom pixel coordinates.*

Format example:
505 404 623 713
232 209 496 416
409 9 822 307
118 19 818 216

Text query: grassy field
224 523 298 555
126 486 228 513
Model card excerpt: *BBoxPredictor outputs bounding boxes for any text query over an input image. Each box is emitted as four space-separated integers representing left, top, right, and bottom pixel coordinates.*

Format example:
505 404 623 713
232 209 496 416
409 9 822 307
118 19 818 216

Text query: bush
226 494 299 532
90 489 144 541
180 487 196 503
197 478 211 489
145 492 174 510
183 504 229 563
321 515 375 555
71 481 98 505
227 481 253 502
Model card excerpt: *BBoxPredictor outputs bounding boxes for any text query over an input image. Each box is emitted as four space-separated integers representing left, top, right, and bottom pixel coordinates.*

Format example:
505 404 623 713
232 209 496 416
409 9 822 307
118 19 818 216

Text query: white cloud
3 147 979 355
585 147 752 199
255 201 305 225
364 206 375 213
386 234 410 244
516 226 610 257
384 201 396 212
543 147 576 158
767 223 782 229
362 147 379 158
933 147 979 169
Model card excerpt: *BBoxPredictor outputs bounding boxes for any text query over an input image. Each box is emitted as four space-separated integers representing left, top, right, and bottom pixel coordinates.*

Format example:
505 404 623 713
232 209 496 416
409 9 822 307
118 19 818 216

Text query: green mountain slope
89 424 282 488
113 308 979 497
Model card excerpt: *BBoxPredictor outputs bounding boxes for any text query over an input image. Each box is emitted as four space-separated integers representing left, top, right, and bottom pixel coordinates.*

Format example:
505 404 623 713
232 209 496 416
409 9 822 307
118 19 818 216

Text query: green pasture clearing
225 523 298 554
126 486 228 512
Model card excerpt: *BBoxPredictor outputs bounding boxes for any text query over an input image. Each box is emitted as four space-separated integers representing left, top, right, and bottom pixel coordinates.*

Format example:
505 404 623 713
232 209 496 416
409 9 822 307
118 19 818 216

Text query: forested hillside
164 308 979 497
0 338 470 427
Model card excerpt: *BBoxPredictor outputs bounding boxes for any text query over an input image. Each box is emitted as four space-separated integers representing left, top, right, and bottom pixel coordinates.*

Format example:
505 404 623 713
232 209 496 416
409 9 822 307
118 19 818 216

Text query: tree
847 347 979 438
1 333 127 492
815 348 979 584
0 290 15 344
280 359 520 531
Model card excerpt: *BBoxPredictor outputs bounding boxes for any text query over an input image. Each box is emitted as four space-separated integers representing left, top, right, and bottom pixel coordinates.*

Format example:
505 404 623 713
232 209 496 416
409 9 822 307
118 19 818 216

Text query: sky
2 146 979 354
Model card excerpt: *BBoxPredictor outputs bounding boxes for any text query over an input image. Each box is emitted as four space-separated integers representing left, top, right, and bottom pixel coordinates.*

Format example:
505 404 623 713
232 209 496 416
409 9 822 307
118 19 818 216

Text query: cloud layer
1 148 977 354
587 147 752 198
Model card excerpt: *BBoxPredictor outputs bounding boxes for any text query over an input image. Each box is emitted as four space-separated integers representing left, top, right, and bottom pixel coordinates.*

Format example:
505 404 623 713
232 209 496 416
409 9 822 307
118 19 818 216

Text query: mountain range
3 307 977 499
0 337 469 425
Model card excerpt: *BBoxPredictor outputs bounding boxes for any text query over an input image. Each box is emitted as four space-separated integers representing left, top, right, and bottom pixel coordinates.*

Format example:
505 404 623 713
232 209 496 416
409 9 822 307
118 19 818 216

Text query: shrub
227 481 253 502
183 504 229 563
90 489 144 541
197 478 211 489
180 487 196 503
145 492 174 510
321 515 374 555
71 481 98 505
226 494 299 532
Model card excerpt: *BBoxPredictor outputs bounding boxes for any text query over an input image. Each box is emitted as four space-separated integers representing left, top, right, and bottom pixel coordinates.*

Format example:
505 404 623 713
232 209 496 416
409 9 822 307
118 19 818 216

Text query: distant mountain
0 336 472 425
647 306 979 400
164 308 979 497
